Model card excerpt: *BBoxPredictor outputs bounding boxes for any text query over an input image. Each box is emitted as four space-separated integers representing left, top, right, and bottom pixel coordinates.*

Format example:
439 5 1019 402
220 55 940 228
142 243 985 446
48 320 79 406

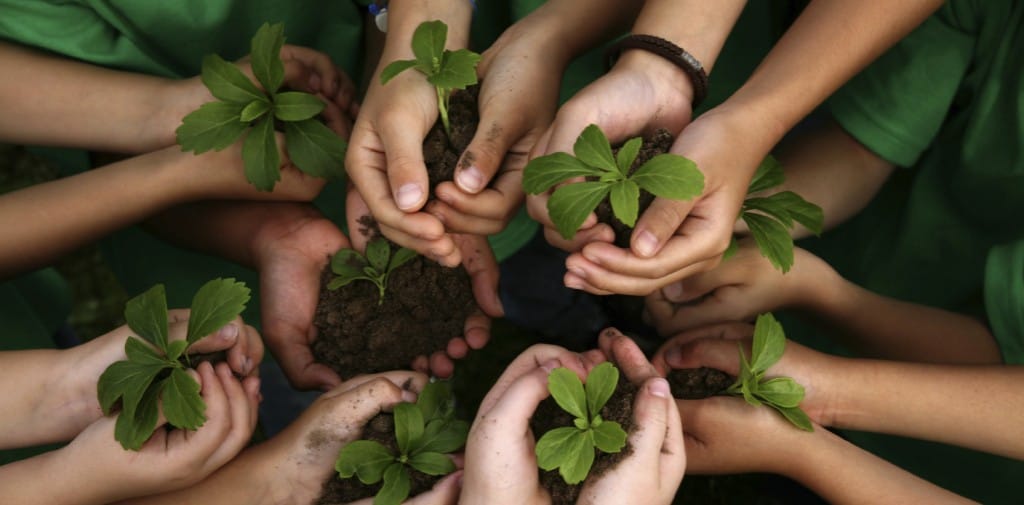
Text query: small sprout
534 362 629 485
97 278 251 450
327 238 417 304
379 20 481 138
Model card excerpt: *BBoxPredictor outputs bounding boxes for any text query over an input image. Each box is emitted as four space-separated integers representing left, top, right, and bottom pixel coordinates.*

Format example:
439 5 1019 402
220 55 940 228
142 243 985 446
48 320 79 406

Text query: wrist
140 78 199 152
382 0 473 60
614 49 696 109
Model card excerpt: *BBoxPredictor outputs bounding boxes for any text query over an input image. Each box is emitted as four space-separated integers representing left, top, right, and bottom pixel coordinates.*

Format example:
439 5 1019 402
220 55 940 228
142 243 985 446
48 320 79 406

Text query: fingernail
396 184 423 210
242 357 253 376
663 346 681 366
218 323 239 341
568 267 586 279
401 390 418 403
540 359 560 373
565 276 584 290
635 230 659 258
456 165 484 193
663 282 685 301
648 378 670 398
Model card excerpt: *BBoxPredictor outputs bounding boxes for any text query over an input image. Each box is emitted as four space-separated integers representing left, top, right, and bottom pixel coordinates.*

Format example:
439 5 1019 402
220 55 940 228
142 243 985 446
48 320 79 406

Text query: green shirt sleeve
985 240 1024 365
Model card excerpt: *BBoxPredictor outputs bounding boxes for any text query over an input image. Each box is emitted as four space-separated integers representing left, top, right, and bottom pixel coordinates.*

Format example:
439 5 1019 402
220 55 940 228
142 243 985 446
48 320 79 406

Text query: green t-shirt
985 240 1024 365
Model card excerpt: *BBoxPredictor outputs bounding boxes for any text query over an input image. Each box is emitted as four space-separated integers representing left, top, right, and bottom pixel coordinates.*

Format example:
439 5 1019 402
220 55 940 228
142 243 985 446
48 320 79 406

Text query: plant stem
437 87 451 138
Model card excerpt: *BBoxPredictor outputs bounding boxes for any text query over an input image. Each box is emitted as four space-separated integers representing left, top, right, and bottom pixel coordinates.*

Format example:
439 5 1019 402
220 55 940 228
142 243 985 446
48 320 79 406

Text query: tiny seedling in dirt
176 22 347 191
334 381 469 505
327 237 417 305
535 362 629 485
726 312 813 431
379 20 481 138
522 124 704 241
97 278 251 450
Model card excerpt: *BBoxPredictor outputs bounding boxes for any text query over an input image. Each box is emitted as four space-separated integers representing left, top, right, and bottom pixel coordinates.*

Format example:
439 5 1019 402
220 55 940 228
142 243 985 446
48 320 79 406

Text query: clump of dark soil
529 374 637 505
667 367 735 399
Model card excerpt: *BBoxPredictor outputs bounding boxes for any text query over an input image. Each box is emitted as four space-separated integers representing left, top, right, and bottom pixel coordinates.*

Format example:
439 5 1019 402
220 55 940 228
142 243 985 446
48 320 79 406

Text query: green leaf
768 191 824 236
743 211 795 273
97 353 168 415
114 383 161 451
750 313 786 373
327 275 371 291
273 92 325 122
124 284 169 351
573 124 617 173
415 418 469 454
615 137 643 176
740 377 762 407
242 115 281 192
388 247 418 272
608 180 640 228
161 368 206 430
535 426 584 471
411 20 446 71
366 238 390 273
394 403 424 456
743 196 794 228
165 339 189 362
250 22 285 94
376 463 411 505
547 181 612 241
547 368 587 420
186 278 251 346
558 431 596 485
284 118 347 179
176 101 248 153
591 420 628 454
776 406 815 432
429 48 480 91
408 451 456 476
124 336 168 366
521 152 601 194
239 99 270 123
722 237 739 261
585 362 619 418
336 440 395 484
748 155 785 194
201 54 266 104
416 381 449 422
631 153 704 200
757 377 805 409
331 249 369 278
380 59 420 85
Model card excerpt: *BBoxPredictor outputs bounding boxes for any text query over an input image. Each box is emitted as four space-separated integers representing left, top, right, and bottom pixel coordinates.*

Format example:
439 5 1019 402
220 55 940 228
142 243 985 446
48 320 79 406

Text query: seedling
96 278 251 450
725 313 813 431
327 237 417 305
522 124 705 241
176 22 347 191
379 20 481 137
335 381 469 505
534 362 629 485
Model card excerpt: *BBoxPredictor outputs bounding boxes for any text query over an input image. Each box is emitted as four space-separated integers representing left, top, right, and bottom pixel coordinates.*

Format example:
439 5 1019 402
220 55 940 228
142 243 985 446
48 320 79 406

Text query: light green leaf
242 115 281 191
743 196 794 228
124 284 169 350
411 20 447 71
535 426 584 471
161 368 206 430
376 462 411 505
757 377 805 409
394 403 424 456
547 368 587 420
97 354 167 416
585 362 619 418
776 406 815 432
388 247 418 272
740 376 762 407
331 249 368 278
743 211 795 273
521 152 601 194
114 383 161 451
336 440 395 483
750 313 786 373
547 181 612 241
240 99 271 123
186 278 251 346
631 153 704 200
165 339 189 362
429 49 480 91
558 430 595 485
284 118 347 179
366 238 390 273
416 381 450 422
609 180 640 228
767 191 824 236
380 59 420 85
573 124 617 173
201 54 266 104
250 22 285 94
615 137 643 176
408 451 456 476
748 155 785 194
416 418 469 454
176 101 248 153
273 91 325 122
591 420 627 454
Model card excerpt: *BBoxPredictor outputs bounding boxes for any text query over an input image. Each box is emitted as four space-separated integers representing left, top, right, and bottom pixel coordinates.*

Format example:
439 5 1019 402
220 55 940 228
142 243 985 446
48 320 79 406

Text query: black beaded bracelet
605 34 709 109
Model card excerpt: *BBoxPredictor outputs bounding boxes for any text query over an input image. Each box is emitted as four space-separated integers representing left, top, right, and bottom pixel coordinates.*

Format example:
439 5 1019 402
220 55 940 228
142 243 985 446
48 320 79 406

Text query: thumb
405 470 463 505
659 337 747 377
631 377 686 477
455 113 523 194
456 234 503 318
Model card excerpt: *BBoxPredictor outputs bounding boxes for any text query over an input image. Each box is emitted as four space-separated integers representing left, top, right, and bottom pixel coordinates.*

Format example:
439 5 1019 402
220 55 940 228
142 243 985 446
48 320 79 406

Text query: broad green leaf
547 181 612 241
411 20 447 71
250 22 285 93
273 92 325 122
585 362 619 418
366 238 390 273
388 247 418 272
165 339 189 362
631 153 704 200
408 451 456 476
748 155 785 194
240 99 271 123
242 115 281 191
331 249 368 278
161 368 206 430
376 463 411 505
186 278 251 345
176 101 248 153
743 211 795 273
114 382 161 450
750 313 786 373
615 137 643 176
757 377 805 409
768 191 824 236
743 196 793 228
125 284 169 350
547 367 587 419
201 54 266 104
535 426 584 470
380 59 420 85
336 440 395 483
591 420 627 454
416 381 449 422
429 49 480 91
608 180 640 228
327 274 374 291
558 431 595 485
573 124 617 173
97 356 167 415
394 403 424 455
521 152 601 194
416 418 469 454
776 406 815 432
740 376 762 407
124 336 168 366
284 118 347 179
574 418 589 430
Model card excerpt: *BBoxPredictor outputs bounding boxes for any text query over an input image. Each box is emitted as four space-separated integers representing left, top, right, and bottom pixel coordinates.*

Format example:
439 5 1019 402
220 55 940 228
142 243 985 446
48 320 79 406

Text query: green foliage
534 362 629 485
326 238 417 304
176 22 347 191
725 313 814 431
379 20 481 138
96 278 251 450
335 381 468 505
522 124 704 240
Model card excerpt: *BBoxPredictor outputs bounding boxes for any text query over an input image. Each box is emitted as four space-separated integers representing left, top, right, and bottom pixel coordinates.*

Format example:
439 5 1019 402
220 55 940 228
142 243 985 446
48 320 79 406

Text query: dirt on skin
667 367 735 399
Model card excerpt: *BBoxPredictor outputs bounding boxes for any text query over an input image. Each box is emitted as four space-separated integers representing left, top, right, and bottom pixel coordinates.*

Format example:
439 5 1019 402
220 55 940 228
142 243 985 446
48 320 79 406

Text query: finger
378 112 430 212
478 346 589 416
661 286 760 330
412 355 430 374
429 351 455 379
426 199 505 236
404 470 463 505
380 221 460 267
192 362 230 445
455 234 503 317
347 184 457 263
597 328 661 383
280 45 339 95
629 377 673 465
167 308 191 325
651 323 753 375
660 337 747 376
207 363 258 465
446 337 470 359
661 379 686 481
455 109 529 194
480 362 557 427
463 312 491 350
631 198 696 259
579 236 724 283
324 371 425 401
566 249 719 296
273 328 342 391
524 191 601 238
230 324 264 377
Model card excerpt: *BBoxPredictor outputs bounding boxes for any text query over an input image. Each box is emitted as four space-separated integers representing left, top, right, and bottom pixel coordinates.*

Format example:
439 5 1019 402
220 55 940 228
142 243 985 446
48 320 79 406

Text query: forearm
630 0 745 75
385 0 473 56
522 0 643 65
0 450 112 505
113 448 270 505
0 350 67 447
